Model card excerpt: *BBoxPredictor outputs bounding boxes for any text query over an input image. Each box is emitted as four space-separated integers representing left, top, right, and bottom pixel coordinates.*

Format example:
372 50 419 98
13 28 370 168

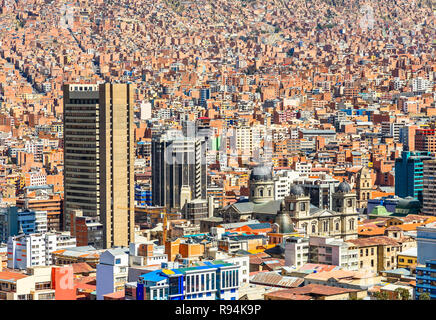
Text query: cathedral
220 165 358 240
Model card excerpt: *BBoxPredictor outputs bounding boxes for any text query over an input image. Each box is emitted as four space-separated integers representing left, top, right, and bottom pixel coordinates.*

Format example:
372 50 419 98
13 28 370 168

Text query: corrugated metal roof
250 272 304 288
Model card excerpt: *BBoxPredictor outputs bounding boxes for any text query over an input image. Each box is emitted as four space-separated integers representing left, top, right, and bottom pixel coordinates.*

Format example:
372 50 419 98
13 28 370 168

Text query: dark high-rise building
63 83 135 248
152 130 207 210
395 151 434 203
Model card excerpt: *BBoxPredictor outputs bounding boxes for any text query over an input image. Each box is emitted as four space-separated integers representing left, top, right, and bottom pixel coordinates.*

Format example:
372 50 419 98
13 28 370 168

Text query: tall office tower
399 125 417 151
63 83 135 249
395 151 434 203
415 128 436 153
422 160 436 216
152 130 207 210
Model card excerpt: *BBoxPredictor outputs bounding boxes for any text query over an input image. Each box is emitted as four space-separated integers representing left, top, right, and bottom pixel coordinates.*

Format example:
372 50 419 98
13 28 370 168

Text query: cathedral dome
289 184 305 196
274 210 295 234
249 165 273 181
337 181 351 193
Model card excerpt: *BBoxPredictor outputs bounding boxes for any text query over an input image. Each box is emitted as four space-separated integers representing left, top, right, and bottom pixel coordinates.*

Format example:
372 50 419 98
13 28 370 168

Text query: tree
374 291 389 300
419 292 431 300
395 288 411 300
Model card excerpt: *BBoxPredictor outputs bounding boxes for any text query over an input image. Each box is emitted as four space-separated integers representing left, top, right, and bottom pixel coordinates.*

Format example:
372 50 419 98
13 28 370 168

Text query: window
115 258 121 264
312 224 316 233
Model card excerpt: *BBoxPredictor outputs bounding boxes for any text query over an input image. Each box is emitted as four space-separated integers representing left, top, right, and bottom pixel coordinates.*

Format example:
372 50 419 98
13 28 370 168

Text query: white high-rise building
7 231 76 270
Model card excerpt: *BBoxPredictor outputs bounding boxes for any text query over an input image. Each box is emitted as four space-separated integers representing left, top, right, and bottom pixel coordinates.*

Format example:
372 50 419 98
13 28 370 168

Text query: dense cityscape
0 0 435 302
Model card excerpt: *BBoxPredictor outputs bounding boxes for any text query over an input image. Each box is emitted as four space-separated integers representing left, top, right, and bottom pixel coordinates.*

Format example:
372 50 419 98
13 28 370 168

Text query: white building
27 172 47 187
412 77 432 93
274 170 302 200
284 236 359 270
220 255 250 286
128 242 168 267
284 236 310 268
308 236 359 271
96 248 129 300
295 162 312 174
140 101 152 120
235 126 253 155
7 231 76 270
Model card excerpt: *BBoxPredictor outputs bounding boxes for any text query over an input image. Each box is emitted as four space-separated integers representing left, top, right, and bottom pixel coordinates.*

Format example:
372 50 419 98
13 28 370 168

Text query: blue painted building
0 207 18 243
395 151 433 203
135 261 240 300
417 222 436 265
135 185 152 207
415 260 436 300
200 88 210 107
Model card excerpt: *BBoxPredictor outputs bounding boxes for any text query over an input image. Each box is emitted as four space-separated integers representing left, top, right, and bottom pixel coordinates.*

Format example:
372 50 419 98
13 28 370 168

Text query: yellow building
397 247 418 269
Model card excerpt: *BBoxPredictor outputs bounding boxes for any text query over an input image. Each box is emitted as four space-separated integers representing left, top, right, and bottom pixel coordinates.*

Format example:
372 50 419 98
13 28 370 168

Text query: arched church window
323 221 328 232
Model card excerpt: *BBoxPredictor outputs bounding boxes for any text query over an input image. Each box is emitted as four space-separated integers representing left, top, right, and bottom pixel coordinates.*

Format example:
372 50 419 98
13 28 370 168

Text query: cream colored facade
356 167 373 208
347 237 402 273
281 189 358 241
63 83 135 249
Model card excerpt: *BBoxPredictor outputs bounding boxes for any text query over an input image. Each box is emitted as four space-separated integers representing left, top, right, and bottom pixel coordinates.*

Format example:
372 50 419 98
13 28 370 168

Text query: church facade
220 165 358 241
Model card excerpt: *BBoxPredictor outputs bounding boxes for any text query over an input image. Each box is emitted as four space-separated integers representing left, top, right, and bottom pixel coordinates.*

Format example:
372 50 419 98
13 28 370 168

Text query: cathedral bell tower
285 185 310 219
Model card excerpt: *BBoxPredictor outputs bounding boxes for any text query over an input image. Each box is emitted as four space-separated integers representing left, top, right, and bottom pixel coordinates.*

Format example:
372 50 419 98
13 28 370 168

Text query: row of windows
185 273 215 293
68 99 99 104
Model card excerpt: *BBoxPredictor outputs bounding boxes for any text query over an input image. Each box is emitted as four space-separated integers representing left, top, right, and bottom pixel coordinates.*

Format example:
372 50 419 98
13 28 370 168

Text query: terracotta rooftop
104 290 125 299
278 283 359 296
0 271 28 282
265 289 312 300
72 262 95 274
347 236 400 247
304 270 376 281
